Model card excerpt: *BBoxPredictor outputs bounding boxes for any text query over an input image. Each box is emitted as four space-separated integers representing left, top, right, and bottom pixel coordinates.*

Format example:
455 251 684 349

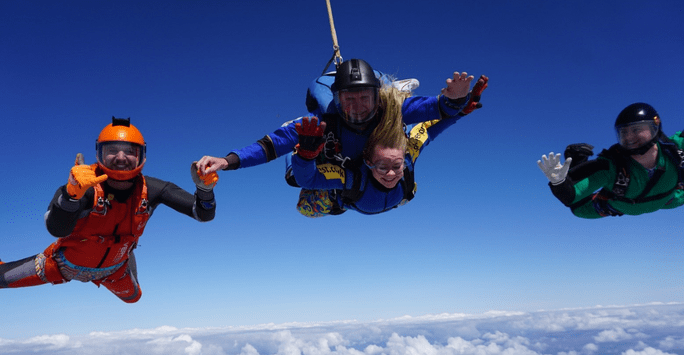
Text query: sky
1 0 683 352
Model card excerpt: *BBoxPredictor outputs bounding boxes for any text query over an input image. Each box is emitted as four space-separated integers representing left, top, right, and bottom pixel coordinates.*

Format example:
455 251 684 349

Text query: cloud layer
1 303 683 355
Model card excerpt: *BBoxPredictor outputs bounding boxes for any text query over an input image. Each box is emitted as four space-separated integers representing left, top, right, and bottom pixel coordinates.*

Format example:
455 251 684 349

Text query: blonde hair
363 84 411 162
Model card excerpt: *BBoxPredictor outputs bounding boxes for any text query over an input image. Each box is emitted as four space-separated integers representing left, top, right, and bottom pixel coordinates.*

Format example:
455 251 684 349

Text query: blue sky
1 0 683 350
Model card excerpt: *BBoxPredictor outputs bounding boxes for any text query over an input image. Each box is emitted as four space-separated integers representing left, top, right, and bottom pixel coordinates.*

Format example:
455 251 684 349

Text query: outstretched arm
196 119 302 175
196 155 237 175
146 176 216 222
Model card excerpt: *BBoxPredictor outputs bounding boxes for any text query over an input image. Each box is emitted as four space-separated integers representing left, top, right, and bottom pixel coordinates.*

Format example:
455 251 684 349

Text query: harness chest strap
597 143 683 204
572 140 684 216
338 120 431 206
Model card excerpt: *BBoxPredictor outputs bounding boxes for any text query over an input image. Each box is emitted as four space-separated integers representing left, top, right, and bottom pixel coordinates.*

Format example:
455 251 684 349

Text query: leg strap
39 243 69 284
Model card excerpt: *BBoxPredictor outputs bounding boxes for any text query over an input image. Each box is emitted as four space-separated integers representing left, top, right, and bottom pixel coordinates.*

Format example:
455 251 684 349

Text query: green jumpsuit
550 132 684 219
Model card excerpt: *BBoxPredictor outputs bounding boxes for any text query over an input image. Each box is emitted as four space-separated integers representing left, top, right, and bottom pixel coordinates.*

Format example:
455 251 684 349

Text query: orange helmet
96 117 146 181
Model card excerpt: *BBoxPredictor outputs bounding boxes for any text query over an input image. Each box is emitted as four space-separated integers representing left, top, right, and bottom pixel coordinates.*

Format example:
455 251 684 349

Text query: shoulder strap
597 145 630 197
401 165 416 202
320 113 356 168
137 176 149 214
657 133 684 187
340 161 416 206
91 183 108 214
597 143 679 203
321 113 339 137
339 159 365 205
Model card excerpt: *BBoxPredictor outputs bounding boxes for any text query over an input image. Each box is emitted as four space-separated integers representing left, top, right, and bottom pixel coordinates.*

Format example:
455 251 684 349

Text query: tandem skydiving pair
196 58 488 217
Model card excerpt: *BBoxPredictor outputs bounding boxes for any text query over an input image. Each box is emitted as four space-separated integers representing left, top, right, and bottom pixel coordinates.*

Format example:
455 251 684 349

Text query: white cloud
0 334 82 354
271 330 351 355
1 303 683 355
126 333 203 355
24 334 73 348
381 331 542 355
659 336 684 350
622 347 677 355
594 327 633 342
583 343 598 353
241 344 260 355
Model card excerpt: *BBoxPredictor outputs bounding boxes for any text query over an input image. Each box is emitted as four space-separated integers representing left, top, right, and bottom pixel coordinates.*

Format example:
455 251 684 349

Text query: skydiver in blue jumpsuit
196 59 486 216
287 98 474 215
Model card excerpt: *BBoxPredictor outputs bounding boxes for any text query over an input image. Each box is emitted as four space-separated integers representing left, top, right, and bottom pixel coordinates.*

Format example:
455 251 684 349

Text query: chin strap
620 141 658 156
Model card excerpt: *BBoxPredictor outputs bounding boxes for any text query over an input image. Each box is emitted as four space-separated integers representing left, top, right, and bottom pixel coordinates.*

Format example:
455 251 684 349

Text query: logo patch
317 163 346 182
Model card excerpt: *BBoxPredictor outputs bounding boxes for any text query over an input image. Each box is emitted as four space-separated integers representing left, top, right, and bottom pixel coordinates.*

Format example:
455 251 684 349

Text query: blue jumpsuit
289 115 462 215
229 95 461 169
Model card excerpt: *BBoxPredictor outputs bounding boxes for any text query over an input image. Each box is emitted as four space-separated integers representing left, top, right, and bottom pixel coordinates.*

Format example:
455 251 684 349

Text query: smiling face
100 142 143 172
366 145 405 189
617 122 657 150
338 88 377 124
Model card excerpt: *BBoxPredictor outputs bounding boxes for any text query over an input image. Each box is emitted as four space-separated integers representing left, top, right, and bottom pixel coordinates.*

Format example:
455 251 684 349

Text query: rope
323 0 343 74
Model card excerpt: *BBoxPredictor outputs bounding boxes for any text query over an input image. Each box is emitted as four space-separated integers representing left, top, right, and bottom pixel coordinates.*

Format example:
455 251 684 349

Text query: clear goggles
365 158 405 175
616 121 658 147
97 142 145 170
336 87 378 124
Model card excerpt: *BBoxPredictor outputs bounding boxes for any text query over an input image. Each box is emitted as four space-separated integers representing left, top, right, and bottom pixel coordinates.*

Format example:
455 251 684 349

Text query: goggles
616 121 658 148
365 158 405 175
97 141 144 170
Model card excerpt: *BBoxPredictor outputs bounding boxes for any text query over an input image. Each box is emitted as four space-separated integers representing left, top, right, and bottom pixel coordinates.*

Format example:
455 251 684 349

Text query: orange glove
191 162 218 191
66 153 109 200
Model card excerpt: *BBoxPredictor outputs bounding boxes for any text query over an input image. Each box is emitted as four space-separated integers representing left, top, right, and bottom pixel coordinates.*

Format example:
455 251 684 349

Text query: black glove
564 143 594 168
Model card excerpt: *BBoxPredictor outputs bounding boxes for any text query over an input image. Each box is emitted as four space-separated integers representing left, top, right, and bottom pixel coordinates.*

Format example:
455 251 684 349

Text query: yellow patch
407 120 437 162
316 163 346 183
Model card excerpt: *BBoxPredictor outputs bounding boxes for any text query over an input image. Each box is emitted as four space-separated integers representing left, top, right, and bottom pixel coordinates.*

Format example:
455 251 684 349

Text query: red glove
461 75 488 115
295 116 327 160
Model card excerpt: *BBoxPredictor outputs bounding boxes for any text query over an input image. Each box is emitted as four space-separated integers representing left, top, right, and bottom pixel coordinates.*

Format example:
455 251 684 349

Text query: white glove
537 152 572 185
191 162 218 192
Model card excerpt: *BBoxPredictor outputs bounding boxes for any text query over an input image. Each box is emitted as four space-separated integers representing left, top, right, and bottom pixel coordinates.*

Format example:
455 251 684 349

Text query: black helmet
332 59 381 127
614 102 661 155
